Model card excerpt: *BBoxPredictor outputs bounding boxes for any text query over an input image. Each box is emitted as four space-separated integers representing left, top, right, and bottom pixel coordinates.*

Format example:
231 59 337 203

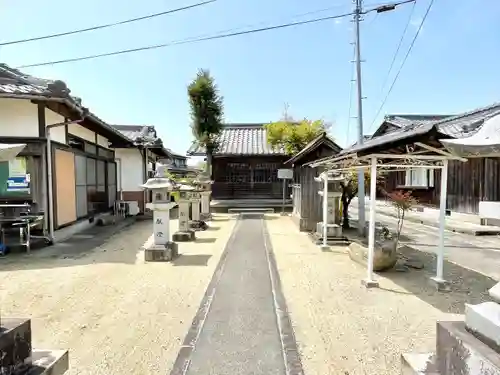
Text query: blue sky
0 0 498 156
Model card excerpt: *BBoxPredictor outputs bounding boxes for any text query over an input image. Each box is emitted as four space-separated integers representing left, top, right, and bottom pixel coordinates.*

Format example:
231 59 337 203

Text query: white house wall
0 98 39 137
115 148 144 192
68 123 95 143
96 134 109 148
45 107 66 144
0 98 110 149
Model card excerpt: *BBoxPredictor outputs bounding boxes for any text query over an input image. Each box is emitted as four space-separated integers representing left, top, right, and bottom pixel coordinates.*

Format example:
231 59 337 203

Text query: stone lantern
314 172 343 249
140 177 178 261
193 172 213 222
172 184 196 242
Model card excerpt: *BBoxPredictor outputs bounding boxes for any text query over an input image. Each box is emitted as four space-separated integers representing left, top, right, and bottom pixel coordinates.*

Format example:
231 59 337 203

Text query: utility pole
354 0 366 235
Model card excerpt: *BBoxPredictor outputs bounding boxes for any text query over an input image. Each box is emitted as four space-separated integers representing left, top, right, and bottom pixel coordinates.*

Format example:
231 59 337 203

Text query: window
75 155 87 218
405 168 434 188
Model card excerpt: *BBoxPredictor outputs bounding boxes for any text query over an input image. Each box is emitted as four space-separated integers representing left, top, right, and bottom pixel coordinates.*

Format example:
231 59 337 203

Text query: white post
153 206 170 246
178 201 190 232
46 131 55 241
201 192 210 214
363 156 379 288
192 199 200 221
435 160 448 283
322 172 329 249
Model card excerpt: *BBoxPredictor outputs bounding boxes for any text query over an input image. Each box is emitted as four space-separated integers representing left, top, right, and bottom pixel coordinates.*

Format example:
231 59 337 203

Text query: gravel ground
265 215 493 375
0 215 236 375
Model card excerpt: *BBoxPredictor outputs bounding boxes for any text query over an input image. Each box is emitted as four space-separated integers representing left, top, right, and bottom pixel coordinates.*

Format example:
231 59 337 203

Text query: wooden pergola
309 123 467 289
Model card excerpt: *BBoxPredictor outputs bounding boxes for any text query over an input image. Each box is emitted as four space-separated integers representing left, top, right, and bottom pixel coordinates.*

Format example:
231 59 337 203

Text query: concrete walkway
170 214 301 375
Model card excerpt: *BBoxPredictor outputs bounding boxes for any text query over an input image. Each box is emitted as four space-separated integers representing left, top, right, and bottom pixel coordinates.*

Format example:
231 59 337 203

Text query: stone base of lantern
189 220 208 231
200 212 212 221
173 230 196 242
144 242 179 262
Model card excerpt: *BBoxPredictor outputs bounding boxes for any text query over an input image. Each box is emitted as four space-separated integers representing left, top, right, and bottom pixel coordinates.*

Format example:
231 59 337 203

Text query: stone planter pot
348 239 398 272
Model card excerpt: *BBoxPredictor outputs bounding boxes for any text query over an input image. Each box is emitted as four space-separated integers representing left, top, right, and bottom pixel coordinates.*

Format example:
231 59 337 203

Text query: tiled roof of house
112 125 156 141
385 114 452 128
433 102 500 138
187 123 285 156
0 64 132 144
285 132 342 165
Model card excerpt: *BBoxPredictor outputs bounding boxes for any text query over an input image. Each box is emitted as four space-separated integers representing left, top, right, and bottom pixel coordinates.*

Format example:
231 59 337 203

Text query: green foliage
188 69 224 151
264 119 327 155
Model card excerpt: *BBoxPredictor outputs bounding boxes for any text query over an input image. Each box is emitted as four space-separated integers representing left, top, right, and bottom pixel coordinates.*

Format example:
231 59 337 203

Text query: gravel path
265 215 470 375
0 216 236 375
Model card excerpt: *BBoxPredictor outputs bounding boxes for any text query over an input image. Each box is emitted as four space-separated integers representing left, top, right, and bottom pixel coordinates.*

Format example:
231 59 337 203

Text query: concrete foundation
402 282 500 375
173 230 196 242
429 276 451 292
144 242 179 262
0 318 69 375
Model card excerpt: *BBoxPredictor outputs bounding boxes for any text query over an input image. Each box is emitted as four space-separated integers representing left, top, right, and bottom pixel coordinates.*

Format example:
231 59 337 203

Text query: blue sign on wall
6 176 29 191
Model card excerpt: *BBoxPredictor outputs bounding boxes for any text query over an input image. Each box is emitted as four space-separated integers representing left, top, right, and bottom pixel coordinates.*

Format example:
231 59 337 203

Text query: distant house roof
434 102 500 138
0 64 131 145
187 123 285 156
372 114 452 138
284 132 342 165
112 124 171 157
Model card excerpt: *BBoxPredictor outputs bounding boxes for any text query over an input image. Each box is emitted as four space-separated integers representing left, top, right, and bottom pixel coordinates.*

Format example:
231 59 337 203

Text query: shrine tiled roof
187 123 285 156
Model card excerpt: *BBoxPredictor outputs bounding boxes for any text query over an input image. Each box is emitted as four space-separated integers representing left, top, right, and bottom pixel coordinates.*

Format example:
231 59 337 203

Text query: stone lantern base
173 229 196 242
190 219 208 231
200 212 212 221
144 242 179 262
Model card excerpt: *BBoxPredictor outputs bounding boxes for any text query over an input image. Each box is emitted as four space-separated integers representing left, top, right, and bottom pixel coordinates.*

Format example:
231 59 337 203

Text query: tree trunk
342 196 350 229
206 150 213 179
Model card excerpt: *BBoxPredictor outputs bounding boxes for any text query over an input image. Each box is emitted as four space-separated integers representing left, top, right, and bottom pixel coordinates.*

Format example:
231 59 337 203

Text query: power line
0 0 217 47
368 0 435 130
16 11 356 69
377 0 416 95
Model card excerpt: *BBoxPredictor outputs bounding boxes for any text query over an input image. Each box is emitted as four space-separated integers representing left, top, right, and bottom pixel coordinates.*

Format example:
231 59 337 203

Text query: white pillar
436 160 448 282
201 192 210 214
178 201 190 232
153 206 171 245
322 172 329 249
364 157 379 288
192 199 201 221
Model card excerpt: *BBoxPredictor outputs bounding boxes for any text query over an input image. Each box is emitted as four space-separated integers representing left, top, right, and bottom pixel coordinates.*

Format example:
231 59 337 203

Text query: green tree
188 69 224 177
264 118 328 155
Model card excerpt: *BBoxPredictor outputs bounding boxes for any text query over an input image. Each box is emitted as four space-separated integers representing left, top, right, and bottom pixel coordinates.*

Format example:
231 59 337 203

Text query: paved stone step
0 318 32 372
29 349 69 375
401 353 440 375
436 321 500 375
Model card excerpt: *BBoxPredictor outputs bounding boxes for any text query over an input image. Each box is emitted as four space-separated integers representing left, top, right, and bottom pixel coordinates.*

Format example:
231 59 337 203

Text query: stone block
490 282 500 303
189 220 208 231
172 230 196 242
30 349 69 375
436 321 500 375
429 277 451 292
316 222 342 237
465 302 500 350
348 241 398 272
144 242 179 262
0 318 32 374
199 212 212 221
401 353 439 375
